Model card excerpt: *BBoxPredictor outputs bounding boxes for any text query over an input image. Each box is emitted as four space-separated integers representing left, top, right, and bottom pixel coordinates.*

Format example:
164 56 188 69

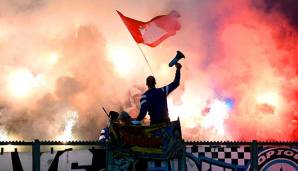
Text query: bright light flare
168 95 231 140
255 90 282 115
106 45 135 76
57 111 78 142
0 129 10 141
159 65 171 77
256 91 280 107
168 96 204 129
7 68 40 99
47 52 60 65
201 99 230 136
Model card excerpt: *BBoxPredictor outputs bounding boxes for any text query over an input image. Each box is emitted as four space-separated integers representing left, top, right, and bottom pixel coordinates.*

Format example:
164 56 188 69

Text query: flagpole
135 44 155 76
116 11 155 76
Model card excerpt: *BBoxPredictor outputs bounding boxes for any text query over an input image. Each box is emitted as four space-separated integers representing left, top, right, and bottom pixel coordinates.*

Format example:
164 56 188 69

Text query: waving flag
117 10 181 47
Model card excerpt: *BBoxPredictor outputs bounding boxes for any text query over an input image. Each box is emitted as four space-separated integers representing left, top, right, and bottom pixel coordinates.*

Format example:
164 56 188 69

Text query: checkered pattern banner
186 145 251 166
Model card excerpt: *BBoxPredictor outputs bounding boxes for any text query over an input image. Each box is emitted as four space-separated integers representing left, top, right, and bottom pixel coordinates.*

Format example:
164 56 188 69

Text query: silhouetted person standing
136 62 182 124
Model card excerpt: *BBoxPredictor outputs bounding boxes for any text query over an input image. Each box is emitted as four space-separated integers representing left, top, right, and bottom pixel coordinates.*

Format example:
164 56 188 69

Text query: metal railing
0 140 297 171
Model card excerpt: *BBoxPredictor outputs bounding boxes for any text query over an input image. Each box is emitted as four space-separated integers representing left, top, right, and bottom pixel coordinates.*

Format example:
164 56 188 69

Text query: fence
0 140 297 171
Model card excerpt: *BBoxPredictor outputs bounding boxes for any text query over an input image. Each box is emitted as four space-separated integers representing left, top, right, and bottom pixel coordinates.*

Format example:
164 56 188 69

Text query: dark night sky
264 0 298 28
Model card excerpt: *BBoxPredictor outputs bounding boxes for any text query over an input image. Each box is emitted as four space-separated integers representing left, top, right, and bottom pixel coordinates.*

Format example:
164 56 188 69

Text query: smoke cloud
0 0 296 141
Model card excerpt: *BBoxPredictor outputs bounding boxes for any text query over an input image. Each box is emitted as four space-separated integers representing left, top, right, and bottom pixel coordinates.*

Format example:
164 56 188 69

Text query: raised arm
161 63 182 95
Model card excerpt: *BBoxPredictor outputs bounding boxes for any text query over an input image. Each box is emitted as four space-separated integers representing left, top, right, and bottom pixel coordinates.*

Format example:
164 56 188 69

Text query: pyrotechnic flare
6 68 41 99
47 52 60 65
0 129 9 141
57 111 78 142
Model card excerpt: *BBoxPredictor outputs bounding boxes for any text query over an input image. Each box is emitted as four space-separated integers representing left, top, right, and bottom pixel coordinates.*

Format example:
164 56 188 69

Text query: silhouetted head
109 111 119 122
118 111 132 125
146 76 156 89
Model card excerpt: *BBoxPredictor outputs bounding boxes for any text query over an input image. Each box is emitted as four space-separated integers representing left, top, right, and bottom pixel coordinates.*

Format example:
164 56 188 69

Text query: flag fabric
117 10 181 47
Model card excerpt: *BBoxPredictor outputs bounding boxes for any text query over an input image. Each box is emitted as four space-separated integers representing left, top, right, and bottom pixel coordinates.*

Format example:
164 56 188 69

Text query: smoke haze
0 0 297 141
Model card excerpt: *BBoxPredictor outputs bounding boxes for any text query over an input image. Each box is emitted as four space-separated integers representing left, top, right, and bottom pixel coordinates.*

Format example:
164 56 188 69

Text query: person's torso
144 88 169 124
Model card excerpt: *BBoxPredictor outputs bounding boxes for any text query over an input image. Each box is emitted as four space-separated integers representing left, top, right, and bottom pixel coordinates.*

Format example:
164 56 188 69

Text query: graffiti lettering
258 148 297 166
258 155 266 165
257 148 298 171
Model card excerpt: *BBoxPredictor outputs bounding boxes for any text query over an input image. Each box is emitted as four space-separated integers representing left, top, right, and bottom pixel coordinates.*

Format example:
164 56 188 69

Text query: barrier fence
0 140 297 171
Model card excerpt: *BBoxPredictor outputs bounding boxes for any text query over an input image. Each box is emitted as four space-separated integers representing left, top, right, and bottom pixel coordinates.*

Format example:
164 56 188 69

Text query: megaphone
169 51 185 67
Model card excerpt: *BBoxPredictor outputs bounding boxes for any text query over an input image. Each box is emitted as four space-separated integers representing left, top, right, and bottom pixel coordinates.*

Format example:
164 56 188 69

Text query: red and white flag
117 10 181 47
